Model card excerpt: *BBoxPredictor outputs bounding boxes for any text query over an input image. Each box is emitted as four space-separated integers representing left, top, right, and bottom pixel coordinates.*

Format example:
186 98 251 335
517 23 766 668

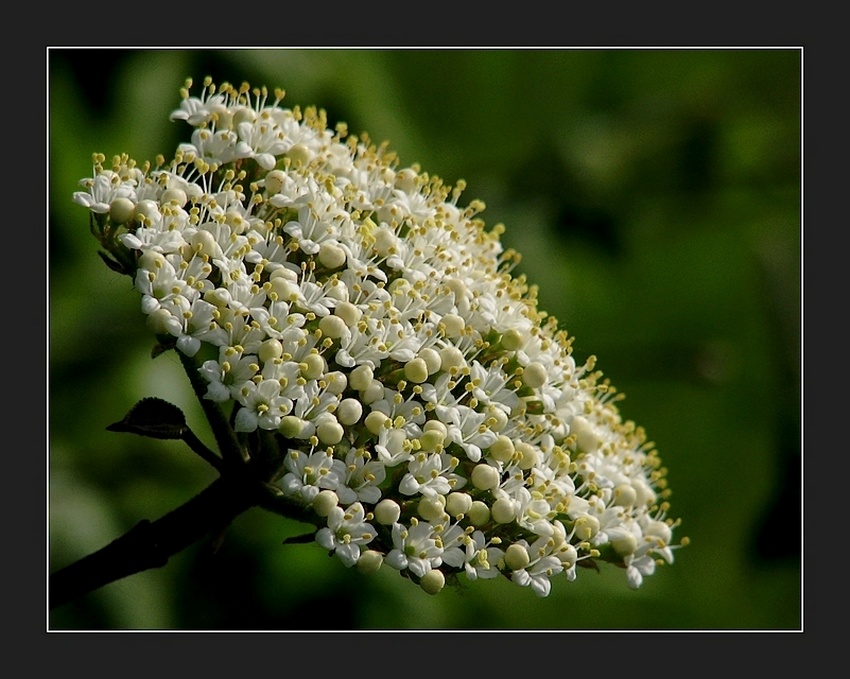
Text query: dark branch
49 477 261 609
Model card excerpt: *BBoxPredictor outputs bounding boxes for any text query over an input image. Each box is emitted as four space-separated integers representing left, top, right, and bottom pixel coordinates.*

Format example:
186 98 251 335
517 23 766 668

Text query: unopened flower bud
337 398 363 425
420 569 446 595
356 549 384 574
313 490 339 517
471 464 500 491
374 499 401 525
505 543 530 570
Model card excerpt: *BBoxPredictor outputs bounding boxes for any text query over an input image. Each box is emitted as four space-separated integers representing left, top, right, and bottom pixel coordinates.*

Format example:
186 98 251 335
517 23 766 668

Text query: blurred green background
48 48 801 630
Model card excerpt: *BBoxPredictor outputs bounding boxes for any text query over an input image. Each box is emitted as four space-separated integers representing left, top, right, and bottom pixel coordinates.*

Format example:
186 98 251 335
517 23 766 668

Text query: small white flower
281 449 346 503
316 502 375 568
385 519 444 578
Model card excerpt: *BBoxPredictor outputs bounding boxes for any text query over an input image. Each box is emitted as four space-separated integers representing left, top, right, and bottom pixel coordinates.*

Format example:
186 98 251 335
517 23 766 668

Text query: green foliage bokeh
48 48 801 630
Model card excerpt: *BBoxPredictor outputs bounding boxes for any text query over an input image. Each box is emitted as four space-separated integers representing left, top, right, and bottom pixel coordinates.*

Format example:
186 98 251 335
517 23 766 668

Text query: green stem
176 349 248 466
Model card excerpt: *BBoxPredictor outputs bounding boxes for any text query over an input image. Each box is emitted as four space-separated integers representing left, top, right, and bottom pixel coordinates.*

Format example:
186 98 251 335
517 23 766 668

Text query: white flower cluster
74 77 683 596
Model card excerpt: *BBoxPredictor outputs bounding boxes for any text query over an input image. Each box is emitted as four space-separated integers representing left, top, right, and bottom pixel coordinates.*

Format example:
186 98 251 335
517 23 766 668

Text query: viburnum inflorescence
73 77 686 597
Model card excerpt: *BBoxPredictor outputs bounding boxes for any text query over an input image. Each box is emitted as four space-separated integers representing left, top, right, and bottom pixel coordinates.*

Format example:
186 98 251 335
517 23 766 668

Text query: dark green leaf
106 397 188 440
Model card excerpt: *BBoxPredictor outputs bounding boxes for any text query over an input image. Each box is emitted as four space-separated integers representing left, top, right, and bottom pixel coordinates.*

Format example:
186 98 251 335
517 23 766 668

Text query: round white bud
374 498 401 525
300 353 326 380
133 199 159 224
560 543 578 569
269 267 298 282
258 338 283 363
335 301 362 327
395 168 418 193
644 519 673 545
313 489 339 517
515 441 539 470
612 483 638 508
232 105 257 126
487 407 509 432
373 227 397 257
445 492 473 517
439 346 466 372
612 532 638 557
417 495 446 522
287 143 312 167
522 361 548 389
356 549 384 574
264 169 286 195
500 328 525 351
467 501 491 526
361 380 384 404
441 313 465 338
364 410 390 436
573 514 601 541
349 365 374 391
471 463 500 491
491 497 517 524
570 416 601 453
161 187 188 207
403 357 429 384
504 543 530 570
279 415 306 439
146 308 180 336
419 569 446 595
190 229 218 255
317 418 344 445
224 209 248 234
489 435 515 463
269 276 300 302
324 371 348 395
632 479 657 507
138 250 166 271
337 398 363 426
318 241 346 269
419 429 445 452
109 197 135 224
423 420 448 438
318 314 348 339
418 347 442 375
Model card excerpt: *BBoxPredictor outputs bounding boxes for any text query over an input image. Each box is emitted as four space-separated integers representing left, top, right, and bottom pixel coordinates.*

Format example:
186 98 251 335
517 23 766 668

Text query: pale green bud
403 357 429 384
364 410 390 436
417 495 446 522
313 489 339 517
318 241 346 269
279 415 306 439
318 314 348 339
356 549 384 574
522 361 548 389
489 435 515 463
317 418 344 445
491 497 516 524
419 569 446 595
500 328 525 351
300 353 326 380
374 498 401 525
349 364 374 391
109 197 135 224
418 347 442 375
612 483 638 508
445 492 473 517
504 543 530 570
471 463 500 491
467 501 491 526
337 398 363 425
